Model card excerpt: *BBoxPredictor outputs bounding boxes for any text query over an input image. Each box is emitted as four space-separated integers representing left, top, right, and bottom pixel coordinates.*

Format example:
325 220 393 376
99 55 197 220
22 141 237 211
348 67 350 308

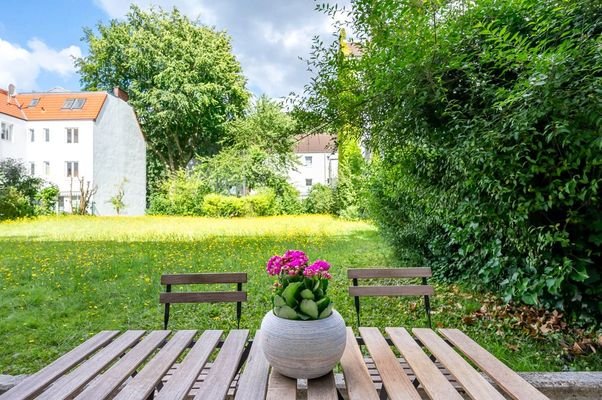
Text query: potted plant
260 250 346 379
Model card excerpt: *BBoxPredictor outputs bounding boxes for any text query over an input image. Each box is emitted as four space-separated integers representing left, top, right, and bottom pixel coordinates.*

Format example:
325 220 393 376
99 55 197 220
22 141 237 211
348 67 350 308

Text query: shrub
268 178 303 215
246 189 278 216
36 185 59 215
147 170 209 215
201 194 246 217
304 184 335 214
0 159 43 220
0 187 33 220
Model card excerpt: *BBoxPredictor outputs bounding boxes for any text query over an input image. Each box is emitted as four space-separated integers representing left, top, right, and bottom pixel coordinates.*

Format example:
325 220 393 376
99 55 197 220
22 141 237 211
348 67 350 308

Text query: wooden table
1 327 549 400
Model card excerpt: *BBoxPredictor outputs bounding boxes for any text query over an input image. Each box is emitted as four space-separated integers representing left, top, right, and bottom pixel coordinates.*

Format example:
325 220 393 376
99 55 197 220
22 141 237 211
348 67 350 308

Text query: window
305 178 313 186
304 156 313 167
44 161 50 175
28 98 40 107
0 122 12 141
66 161 79 177
62 98 86 109
44 128 50 142
66 128 79 143
30 128 35 142
29 162 35 176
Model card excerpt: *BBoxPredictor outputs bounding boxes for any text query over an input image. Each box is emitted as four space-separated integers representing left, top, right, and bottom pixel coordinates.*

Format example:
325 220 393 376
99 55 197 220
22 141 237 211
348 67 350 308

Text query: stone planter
260 309 347 379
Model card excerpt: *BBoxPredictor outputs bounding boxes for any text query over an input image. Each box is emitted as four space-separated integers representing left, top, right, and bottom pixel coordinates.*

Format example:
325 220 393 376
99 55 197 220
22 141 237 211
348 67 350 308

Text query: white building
288 134 338 197
0 86 146 215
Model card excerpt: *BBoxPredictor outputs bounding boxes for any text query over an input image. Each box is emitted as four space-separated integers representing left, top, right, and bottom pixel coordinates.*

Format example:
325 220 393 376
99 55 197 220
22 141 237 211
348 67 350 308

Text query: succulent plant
266 250 333 320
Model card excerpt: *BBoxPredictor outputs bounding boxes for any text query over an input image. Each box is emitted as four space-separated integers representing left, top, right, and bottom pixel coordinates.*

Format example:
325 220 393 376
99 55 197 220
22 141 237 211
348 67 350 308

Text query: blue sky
0 0 349 99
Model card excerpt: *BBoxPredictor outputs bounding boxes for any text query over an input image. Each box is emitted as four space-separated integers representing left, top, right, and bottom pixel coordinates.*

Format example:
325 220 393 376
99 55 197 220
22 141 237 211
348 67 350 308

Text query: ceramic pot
260 309 347 379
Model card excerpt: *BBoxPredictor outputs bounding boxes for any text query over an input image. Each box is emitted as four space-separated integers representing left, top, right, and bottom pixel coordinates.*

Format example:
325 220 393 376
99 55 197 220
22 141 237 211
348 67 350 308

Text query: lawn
0 215 600 375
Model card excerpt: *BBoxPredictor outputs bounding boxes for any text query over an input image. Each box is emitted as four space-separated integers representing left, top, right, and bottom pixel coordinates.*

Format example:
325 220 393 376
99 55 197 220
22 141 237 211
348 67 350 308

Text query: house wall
288 152 338 197
92 95 146 215
25 120 95 195
0 114 27 160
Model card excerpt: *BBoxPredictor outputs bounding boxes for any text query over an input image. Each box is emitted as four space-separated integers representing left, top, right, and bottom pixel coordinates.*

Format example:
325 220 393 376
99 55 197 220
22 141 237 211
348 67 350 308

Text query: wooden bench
348 268 434 328
160 272 247 329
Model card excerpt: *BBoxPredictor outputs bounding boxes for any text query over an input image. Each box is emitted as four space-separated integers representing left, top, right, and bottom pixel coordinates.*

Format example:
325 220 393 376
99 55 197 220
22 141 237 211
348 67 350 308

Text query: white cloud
92 0 352 99
0 38 81 92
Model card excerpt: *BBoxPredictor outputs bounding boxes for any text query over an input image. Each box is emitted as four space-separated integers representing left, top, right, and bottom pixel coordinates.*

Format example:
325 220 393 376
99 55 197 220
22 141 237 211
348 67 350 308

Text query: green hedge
320 0 601 321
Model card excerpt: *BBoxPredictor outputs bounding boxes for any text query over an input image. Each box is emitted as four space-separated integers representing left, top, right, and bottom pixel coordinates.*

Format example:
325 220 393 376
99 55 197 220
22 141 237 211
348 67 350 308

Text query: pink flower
266 255 283 276
303 260 332 279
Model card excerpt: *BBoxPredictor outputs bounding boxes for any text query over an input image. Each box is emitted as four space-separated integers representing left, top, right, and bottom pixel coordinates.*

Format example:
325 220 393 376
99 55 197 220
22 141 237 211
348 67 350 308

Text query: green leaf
273 294 286 307
281 281 303 307
274 305 298 320
318 303 333 319
300 289 315 300
300 299 319 319
316 297 330 313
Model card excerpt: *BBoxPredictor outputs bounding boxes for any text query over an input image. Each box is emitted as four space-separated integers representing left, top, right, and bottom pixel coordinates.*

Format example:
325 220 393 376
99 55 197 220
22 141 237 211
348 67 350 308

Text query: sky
0 0 350 99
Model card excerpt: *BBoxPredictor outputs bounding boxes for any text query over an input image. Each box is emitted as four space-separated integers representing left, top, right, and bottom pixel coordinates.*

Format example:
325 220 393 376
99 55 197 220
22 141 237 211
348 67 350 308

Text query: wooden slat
350 285 434 297
235 331 271 400
439 329 550 400
36 330 145 400
113 330 196 400
359 327 421 400
266 371 296 400
161 273 247 285
75 331 170 400
307 372 337 400
340 328 379 400
0 331 119 400
159 291 247 304
194 329 249 400
412 329 505 400
386 328 462 400
156 330 222 400
348 268 432 279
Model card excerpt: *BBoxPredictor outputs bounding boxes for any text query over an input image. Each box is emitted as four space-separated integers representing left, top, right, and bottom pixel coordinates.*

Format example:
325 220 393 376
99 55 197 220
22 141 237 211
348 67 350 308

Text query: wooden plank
235 331 271 400
412 328 505 400
386 328 462 400
348 268 432 279
439 329 550 400
359 327 421 400
159 291 247 304
155 330 222 400
266 371 296 400
161 273 247 284
194 329 249 400
350 285 434 297
307 371 337 400
74 330 170 400
36 330 145 400
0 330 119 400
339 328 379 400
113 330 196 400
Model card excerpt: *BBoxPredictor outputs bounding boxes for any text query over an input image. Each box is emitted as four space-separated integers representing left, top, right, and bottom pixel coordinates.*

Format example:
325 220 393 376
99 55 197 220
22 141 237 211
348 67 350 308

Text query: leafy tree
304 0 602 321
197 95 299 194
76 5 250 178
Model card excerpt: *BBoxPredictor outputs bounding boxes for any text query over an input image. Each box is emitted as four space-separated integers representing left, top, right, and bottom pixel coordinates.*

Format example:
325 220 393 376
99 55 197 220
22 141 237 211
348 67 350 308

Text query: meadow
0 215 600 374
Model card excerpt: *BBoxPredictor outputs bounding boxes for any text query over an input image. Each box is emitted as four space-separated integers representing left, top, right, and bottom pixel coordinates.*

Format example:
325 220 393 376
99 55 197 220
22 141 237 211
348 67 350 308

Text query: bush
246 189 278 217
328 0 602 321
304 184 335 214
268 177 303 215
0 187 33 220
36 185 59 215
147 170 209 215
201 194 246 217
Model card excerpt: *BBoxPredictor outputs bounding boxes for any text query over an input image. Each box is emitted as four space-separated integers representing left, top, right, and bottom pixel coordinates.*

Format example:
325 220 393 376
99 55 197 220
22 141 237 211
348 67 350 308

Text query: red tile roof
0 89 107 121
295 134 336 153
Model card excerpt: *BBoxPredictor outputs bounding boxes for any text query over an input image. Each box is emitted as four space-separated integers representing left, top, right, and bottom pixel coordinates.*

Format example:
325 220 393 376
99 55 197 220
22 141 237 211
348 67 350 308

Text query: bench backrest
159 272 247 329
348 267 434 328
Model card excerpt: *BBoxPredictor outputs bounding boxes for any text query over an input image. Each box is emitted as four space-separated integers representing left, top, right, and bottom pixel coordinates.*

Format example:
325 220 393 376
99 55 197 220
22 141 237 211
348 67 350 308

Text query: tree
76 5 250 177
197 95 299 194
109 178 128 215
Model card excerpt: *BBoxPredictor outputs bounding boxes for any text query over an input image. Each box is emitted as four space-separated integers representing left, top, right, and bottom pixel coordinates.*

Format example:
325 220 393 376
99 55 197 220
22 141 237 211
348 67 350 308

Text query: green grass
0 215 600 374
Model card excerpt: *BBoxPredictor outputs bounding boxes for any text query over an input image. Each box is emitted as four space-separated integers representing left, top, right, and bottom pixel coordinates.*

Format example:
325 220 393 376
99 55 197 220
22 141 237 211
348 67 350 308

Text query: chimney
112 87 129 102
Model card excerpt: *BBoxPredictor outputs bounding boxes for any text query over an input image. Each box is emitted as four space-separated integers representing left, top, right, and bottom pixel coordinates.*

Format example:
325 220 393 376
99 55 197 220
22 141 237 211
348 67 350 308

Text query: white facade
288 152 338 197
0 90 146 215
